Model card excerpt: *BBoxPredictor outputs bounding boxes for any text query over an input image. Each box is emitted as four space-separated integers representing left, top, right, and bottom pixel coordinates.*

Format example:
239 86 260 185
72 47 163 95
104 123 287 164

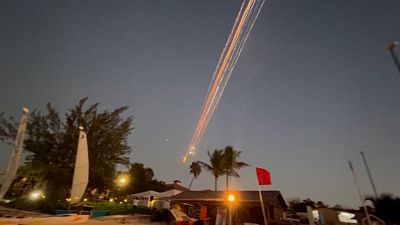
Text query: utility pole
385 41 400 74
360 151 378 198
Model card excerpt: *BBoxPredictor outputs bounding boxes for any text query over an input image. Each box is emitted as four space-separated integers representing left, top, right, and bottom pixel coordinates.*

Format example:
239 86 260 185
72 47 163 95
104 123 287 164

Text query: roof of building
166 180 190 192
168 190 287 208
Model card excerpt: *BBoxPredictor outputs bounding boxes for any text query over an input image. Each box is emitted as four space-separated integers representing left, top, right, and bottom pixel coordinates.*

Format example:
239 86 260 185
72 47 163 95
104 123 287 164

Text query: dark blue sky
1 0 400 207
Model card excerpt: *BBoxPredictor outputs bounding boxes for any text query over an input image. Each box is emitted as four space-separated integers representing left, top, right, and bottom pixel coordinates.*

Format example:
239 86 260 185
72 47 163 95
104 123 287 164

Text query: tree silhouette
221 146 249 189
365 193 400 225
198 150 225 191
0 98 134 200
127 162 168 193
188 161 202 190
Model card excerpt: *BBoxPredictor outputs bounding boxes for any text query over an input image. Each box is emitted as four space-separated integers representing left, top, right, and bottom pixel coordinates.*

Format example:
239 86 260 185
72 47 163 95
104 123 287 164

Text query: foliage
0 98 134 201
3 196 69 214
0 112 18 143
87 202 154 215
286 198 324 213
198 149 225 191
87 201 133 215
126 163 169 194
366 193 400 225
188 161 202 190
287 197 301 214
4 174 37 198
198 146 248 191
221 146 249 189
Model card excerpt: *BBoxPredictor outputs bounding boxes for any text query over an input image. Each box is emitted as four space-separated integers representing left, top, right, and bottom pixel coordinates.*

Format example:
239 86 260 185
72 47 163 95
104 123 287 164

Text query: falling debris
183 0 266 162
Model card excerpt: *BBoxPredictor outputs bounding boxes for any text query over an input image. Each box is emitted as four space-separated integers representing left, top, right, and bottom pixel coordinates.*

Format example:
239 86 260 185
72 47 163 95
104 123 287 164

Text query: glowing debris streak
182 0 265 162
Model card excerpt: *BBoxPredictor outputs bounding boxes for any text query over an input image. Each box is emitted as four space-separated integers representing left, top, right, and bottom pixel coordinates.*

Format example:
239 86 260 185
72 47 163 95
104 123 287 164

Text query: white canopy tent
131 190 161 207
130 189 184 209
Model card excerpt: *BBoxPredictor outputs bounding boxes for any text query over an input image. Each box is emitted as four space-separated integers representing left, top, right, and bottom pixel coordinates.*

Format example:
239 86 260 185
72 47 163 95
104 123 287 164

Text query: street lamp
228 194 235 202
29 190 44 200
119 177 127 185
116 174 129 187
115 174 129 203
227 193 236 225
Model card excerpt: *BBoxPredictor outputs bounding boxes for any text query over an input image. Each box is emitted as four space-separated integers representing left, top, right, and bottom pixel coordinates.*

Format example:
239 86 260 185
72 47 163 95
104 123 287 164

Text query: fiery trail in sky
182 0 265 162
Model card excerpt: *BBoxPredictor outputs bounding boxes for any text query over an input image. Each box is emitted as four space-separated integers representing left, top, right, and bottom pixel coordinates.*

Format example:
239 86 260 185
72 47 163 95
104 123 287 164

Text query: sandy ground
0 206 46 217
88 215 166 225
0 206 166 225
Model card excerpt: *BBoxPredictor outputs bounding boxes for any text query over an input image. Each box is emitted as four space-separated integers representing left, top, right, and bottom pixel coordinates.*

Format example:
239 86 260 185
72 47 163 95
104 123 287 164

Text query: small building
168 190 288 225
166 180 190 192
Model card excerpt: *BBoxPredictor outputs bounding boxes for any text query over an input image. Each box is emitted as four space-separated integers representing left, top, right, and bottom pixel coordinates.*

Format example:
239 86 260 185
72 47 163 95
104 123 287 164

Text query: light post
118 177 127 186
115 174 129 201
116 174 129 224
116 174 129 188
227 194 235 225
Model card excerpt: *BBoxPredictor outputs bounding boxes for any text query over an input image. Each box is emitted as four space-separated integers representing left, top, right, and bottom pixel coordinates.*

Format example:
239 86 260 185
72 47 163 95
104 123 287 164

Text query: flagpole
255 166 268 225
257 184 268 225
348 161 372 225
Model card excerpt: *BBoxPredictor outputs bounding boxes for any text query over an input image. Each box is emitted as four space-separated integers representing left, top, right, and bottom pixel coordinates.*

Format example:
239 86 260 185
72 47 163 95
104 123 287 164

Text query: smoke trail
182 0 266 162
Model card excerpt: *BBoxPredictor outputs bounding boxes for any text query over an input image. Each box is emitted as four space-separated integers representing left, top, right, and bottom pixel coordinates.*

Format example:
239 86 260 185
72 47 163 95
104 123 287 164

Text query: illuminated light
124 199 128 202
29 190 43 200
182 0 265 162
116 174 129 187
83 198 88 202
228 194 235 202
66 198 72 202
109 198 114 202
182 154 188 162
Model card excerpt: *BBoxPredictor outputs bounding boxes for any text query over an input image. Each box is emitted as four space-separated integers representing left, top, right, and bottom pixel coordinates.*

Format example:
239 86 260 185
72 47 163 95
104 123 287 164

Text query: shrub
4 197 69 214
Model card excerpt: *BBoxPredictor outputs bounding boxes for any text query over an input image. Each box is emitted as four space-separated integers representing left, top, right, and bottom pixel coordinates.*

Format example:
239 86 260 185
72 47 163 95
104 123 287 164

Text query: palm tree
222 146 249 189
198 150 225 191
188 161 202 190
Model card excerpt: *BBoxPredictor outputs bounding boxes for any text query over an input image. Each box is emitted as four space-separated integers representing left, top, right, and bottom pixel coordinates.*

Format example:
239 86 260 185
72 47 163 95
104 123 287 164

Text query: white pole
257 185 268 225
229 204 232 225
348 161 372 225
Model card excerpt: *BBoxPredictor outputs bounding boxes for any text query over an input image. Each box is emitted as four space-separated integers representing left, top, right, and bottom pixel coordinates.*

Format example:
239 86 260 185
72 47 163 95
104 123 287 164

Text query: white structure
130 189 182 209
70 126 89 204
0 108 29 199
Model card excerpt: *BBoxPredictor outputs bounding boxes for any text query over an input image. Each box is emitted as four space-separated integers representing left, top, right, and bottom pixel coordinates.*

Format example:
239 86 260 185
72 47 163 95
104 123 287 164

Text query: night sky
1 0 400 208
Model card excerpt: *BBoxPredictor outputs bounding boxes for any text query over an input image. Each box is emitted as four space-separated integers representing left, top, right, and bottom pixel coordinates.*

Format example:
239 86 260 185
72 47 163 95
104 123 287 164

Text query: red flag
256 167 271 185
